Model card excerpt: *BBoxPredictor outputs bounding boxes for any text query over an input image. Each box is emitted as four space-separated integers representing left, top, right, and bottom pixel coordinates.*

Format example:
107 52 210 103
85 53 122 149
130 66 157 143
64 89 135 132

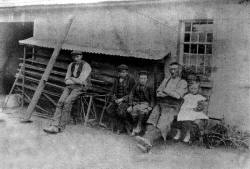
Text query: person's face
189 84 199 95
119 70 128 78
169 65 179 78
139 74 148 85
73 55 83 62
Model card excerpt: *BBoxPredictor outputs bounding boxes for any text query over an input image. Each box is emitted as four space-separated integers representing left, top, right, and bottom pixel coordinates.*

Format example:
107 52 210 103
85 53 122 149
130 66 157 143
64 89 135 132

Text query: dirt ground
0 107 249 169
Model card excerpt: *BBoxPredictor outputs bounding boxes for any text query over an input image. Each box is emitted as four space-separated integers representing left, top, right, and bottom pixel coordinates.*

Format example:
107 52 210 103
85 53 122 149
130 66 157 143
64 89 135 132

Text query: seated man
43 50 92 134
106 64 135 134
135 62 187 152
127 70 155 136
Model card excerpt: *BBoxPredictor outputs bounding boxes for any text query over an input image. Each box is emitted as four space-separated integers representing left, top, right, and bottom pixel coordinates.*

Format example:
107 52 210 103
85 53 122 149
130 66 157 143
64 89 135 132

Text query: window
179 19 213 81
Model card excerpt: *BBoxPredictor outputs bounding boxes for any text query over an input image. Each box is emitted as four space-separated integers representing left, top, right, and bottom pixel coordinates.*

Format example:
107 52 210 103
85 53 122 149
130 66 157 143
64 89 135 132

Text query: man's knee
65 96 76 105
146 124 157 132
152 104 160 112
56 101 64 108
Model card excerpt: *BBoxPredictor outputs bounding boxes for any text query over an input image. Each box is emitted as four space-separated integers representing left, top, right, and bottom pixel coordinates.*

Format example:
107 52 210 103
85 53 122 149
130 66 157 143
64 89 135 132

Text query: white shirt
65 61 92 85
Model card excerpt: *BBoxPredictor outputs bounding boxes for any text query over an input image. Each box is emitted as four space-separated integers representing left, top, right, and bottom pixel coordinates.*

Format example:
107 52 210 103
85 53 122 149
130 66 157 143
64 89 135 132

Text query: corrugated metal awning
19 37 169 60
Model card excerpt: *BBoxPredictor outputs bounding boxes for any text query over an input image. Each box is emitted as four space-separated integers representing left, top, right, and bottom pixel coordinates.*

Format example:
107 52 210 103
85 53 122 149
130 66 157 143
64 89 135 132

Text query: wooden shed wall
14 45 165 119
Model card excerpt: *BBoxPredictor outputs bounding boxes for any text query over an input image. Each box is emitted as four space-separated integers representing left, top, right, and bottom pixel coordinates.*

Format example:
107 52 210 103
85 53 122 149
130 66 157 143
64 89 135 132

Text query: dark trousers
107 102 132 132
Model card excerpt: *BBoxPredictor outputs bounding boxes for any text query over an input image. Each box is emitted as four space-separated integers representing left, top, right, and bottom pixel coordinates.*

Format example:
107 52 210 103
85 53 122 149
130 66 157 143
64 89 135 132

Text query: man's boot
43 126 60 134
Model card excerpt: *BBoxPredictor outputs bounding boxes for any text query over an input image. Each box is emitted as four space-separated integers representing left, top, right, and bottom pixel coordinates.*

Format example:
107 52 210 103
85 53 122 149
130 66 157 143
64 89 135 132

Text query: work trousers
51 86 83 130
147 104 178 140
130 102 150 117
144 125 162 145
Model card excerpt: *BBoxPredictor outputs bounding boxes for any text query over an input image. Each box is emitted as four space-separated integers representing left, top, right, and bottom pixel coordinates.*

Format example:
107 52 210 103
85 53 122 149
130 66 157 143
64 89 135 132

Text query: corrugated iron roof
0 0 213 8
19 37 169 60
0 0 139 7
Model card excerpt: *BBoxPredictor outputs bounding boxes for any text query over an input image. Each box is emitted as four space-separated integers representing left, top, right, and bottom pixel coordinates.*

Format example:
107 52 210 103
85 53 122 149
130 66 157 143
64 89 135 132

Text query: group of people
106 64 155 136
43 50 209 153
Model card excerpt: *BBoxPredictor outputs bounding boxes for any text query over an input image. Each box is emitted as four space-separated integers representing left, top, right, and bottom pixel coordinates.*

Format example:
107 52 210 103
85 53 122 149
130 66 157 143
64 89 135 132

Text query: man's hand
127 106 133 113
147 107 152 111
115 98 124 104
69 77 77 83
157 92 166 97
65 79 74 85
69 77 83 85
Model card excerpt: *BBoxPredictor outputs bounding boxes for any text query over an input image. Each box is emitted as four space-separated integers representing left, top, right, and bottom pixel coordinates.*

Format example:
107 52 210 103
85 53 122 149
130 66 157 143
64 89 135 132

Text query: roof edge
0 0 235 10
19 38 168 60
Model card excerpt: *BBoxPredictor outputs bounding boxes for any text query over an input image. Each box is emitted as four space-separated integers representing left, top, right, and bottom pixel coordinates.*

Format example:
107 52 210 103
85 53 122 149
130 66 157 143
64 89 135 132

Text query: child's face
189 84 199 94
139 74 148 85
119 70 128 78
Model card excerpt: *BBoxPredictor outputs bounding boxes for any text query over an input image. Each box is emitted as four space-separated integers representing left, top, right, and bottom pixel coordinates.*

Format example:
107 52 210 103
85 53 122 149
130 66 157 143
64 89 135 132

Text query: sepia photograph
0 0 249 168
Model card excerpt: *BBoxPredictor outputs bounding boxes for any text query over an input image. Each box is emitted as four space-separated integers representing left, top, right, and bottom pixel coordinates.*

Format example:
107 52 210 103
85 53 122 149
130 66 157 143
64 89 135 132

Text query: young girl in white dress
174 82 209 143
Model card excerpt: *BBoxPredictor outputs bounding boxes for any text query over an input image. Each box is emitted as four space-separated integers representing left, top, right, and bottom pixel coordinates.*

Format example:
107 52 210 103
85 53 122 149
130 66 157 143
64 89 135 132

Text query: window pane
197 66 204 74
184 33 190 42
205 66 212 76
199 32 205 42
206 44 212 54
197 55 205 74
183 54 189 66
198 55 204 66
184 44 190 53
190 54 197 66
192 22 198 32
185 22 191 32
204 55 211 67
190 65 196 73
207 19 213 24
191 44 197 54
199 19 208 24
204 55 212 76
207 33 213 42
191 33 198 42
205 24 213 33
198 44 205 54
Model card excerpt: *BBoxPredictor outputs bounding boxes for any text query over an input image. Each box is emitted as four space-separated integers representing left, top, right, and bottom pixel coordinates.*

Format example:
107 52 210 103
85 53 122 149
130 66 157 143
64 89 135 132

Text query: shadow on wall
1 22 33 94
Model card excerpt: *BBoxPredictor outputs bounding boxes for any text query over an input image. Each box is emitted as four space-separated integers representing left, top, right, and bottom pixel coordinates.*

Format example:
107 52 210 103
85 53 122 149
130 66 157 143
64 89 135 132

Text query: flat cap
138 70 148 76
117 64 128 71
71 50 83 56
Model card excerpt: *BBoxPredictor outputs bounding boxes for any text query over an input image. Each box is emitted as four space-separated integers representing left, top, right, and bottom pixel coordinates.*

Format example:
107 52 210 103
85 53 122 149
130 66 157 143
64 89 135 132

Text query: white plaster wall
0 1 249 130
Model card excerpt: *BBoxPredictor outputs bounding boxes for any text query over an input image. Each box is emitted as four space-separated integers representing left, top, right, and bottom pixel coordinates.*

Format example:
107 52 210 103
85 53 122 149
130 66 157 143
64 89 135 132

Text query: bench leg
84 96 93 127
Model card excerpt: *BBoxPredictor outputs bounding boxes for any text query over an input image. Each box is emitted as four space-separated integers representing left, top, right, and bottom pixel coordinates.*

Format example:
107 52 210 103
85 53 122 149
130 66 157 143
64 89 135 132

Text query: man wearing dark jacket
107 64 135 134
127 70 155 136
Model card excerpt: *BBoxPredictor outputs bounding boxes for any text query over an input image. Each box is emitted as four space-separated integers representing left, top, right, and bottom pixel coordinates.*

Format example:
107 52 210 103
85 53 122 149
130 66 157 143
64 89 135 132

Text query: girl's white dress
177 93 209 121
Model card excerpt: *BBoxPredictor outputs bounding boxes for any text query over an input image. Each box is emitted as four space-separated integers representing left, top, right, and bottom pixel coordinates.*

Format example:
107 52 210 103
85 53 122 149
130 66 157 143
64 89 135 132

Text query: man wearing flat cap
127 70 155 136
43 50 92 134
135 62 187 152
107 64 135 134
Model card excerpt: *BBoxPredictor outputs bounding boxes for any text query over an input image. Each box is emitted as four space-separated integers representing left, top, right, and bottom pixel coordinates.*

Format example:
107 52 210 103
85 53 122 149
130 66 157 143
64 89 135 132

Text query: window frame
178 19 214 82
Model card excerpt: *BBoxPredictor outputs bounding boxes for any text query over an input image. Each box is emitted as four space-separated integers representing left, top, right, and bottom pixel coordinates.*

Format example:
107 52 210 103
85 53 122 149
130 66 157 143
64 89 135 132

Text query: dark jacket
112 75 135 102
129 83 155 108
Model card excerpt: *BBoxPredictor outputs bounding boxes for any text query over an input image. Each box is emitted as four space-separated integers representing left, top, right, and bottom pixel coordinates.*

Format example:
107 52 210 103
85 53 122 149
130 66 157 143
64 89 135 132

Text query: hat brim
117 65 129 71
71 53 82 57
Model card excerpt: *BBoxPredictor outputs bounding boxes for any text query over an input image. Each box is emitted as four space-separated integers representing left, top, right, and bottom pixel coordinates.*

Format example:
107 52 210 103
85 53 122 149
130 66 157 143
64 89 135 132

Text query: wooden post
21 46 26 108
21 17 74 122
32 47 35 61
